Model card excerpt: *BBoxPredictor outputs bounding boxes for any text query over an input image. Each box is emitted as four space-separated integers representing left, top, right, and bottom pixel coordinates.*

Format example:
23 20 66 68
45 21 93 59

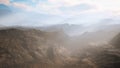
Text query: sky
0 0 120 26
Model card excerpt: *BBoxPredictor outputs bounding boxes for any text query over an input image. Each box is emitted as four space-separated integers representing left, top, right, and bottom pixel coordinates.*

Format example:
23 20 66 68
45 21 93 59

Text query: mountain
40 23 84 36
0 27 75 68
71 24 120 48
0 27 120 68
66 33 120 68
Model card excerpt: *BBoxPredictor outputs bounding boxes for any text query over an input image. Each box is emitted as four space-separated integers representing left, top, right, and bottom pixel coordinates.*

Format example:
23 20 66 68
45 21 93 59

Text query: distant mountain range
40 22 120 36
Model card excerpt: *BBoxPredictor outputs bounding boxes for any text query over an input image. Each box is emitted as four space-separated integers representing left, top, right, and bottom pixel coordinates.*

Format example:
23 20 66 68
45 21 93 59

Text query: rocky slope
0 28 72 68
0 27 120 68
110 33 120 48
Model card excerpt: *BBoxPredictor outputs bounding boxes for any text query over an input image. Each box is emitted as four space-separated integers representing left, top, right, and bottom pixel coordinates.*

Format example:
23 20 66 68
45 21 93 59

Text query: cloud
0 0 10 5
48 0 83 7
46 0 120 16
1 0 120 17
33 0 96 16
8 0 96 16
60 3 95 15
0 0 96 16
12 2 33 11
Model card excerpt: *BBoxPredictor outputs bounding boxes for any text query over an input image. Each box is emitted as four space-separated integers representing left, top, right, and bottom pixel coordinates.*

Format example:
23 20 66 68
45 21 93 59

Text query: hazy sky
0 0 120 26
